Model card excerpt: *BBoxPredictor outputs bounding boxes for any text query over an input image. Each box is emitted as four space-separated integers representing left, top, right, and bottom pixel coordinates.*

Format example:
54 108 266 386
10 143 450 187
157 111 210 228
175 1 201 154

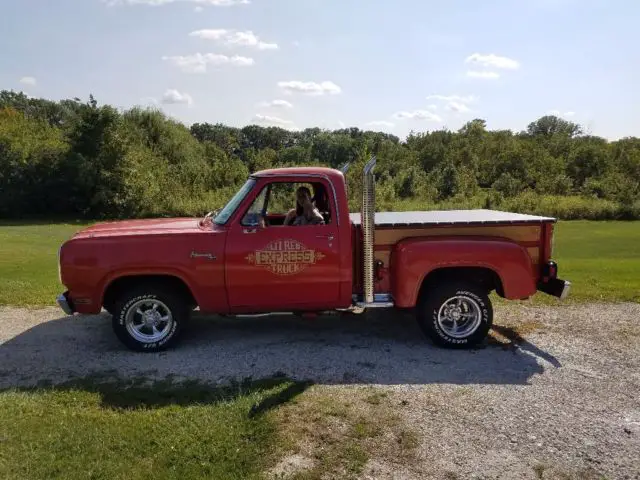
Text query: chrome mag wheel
436 295 483 339
124 299 174 344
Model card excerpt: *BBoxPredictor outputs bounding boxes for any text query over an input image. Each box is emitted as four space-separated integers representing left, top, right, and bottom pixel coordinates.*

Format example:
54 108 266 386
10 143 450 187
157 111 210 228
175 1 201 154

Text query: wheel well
418 267 504 300
102 275 197 311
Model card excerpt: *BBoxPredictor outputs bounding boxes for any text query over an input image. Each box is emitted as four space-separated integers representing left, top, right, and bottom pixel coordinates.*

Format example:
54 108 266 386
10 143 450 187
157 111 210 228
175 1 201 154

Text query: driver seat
312 186 331 224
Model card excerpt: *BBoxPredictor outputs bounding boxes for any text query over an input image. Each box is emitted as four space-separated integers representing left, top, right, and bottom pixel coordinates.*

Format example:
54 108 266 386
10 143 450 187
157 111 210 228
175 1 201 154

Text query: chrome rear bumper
538 278 571 300
56 292 75 315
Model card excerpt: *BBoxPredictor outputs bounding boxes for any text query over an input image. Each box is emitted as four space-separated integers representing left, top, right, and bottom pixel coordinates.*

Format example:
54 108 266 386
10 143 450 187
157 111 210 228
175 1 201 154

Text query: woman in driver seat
284 186 325 226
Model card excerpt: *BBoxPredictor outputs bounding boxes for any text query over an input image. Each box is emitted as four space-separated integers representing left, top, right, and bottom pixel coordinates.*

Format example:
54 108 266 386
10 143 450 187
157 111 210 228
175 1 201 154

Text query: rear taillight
542 261 558 279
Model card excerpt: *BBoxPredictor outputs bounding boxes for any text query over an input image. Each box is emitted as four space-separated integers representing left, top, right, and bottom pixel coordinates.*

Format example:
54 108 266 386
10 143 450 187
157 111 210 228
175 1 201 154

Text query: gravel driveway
1 302 639 479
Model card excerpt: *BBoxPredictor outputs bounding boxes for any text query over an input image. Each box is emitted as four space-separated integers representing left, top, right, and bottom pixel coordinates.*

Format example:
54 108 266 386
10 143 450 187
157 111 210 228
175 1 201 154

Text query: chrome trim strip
356 301 394 309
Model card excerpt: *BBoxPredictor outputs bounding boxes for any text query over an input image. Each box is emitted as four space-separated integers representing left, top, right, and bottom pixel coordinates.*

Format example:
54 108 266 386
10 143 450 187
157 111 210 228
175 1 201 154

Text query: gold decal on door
245 238 325 275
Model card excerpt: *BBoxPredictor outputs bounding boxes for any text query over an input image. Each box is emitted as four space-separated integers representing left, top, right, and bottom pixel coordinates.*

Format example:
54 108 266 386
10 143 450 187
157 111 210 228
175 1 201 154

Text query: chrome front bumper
56 292 75 315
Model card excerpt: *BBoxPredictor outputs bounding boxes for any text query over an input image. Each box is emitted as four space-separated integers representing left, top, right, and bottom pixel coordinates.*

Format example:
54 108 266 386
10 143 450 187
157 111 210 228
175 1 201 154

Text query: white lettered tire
112 285 188 352
417 281 493 348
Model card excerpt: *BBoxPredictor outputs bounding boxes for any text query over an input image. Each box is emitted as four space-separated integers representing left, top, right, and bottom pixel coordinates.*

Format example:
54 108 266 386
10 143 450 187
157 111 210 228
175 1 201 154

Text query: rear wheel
112 285 188 352
416 281 493 348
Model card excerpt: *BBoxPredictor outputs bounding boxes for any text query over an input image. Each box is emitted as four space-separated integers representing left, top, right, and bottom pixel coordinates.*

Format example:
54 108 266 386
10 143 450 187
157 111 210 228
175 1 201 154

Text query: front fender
97 267 203 309
390 235 537 307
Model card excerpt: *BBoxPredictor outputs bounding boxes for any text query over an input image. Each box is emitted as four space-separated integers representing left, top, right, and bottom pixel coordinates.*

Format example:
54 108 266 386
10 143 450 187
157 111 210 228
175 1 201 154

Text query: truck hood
73 217 219 239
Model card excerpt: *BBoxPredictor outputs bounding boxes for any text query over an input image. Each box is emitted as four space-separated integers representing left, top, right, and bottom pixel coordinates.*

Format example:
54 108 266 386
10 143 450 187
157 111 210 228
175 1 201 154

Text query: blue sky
2 0 639 139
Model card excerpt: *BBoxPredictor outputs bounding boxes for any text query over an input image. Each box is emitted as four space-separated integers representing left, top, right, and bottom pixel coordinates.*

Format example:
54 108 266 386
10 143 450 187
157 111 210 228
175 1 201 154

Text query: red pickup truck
57 157 570 352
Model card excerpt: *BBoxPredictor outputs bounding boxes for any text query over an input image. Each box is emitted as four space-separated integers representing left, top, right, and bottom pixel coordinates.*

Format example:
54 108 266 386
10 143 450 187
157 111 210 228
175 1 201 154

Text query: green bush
503 193 624 220
0 90 639 221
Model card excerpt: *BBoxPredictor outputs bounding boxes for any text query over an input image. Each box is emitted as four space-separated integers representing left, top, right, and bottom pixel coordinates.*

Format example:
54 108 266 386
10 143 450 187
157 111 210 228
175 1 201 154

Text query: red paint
390 236 537 308
58 166 561 315
60 219 228 314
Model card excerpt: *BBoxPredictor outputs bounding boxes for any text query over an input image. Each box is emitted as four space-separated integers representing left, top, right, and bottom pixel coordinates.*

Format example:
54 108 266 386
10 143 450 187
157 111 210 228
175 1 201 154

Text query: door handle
190 251 216 260
316 234 334 241
243 228 257 234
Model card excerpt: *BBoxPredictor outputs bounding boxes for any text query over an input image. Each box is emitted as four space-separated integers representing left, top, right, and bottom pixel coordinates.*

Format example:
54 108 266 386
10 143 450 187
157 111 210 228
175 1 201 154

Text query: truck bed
349 209 556 227
349 209 556 294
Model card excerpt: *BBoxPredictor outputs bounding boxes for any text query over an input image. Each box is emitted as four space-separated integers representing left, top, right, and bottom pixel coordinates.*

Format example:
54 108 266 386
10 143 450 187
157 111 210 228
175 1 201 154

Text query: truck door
225 179 341 311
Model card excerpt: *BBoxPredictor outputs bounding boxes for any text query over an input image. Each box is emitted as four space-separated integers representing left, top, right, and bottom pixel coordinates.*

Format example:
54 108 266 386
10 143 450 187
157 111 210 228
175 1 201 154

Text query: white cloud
194 5 203 11
227 31 277 50
190 29 278 50
278 80 342 96
427 104 438 110
445 101 471 113
258 99 293 109
104 0 249 6
162 52 254 73
392 110 443 122
189 29 227 40
161 89 193 105
426 94 477 104
253 114 298 130
366 120 395 128
337 120 346 128
19 76 37 86
548 109 576 117
466 70 500 79
253 114 293 125
465 53 520 70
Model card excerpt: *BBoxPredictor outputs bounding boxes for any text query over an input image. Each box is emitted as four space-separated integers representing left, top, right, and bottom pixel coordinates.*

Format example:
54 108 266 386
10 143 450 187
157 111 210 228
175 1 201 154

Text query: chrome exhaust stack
354 155 393 309
361 155 377 304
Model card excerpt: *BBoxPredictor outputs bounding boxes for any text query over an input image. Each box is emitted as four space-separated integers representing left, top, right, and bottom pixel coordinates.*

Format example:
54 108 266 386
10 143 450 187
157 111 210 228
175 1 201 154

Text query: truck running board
352 293 395 309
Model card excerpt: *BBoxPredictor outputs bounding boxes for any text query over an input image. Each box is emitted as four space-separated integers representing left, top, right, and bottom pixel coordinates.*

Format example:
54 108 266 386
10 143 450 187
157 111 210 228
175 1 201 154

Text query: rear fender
390 236 536 307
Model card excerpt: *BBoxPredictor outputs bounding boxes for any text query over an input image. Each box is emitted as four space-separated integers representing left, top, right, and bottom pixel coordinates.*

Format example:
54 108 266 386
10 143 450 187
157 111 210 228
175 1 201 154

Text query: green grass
548 220 640 303
0 375 309 480
0 221 91 306
0 377 415 480
0 219 638 306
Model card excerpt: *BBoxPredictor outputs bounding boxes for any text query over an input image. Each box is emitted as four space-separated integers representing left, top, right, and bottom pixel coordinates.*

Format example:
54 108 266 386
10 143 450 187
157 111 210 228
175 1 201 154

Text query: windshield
213 178 256 225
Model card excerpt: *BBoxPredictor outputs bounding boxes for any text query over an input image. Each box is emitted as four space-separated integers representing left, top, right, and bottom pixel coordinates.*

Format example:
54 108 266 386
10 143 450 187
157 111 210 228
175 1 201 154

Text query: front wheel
112 285 188 352
416 281 493 349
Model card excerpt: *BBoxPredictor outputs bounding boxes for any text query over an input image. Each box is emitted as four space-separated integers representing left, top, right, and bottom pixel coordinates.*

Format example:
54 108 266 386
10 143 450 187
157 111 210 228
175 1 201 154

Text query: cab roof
252 166 345 179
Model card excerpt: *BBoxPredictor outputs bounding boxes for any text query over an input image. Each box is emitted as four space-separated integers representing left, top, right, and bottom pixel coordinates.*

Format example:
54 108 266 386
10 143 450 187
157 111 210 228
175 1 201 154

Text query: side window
240 180 334 227
241 186 268 226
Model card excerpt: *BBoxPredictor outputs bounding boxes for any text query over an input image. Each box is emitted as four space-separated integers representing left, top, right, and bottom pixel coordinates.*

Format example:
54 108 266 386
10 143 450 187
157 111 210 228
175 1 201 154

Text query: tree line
1 90 639 221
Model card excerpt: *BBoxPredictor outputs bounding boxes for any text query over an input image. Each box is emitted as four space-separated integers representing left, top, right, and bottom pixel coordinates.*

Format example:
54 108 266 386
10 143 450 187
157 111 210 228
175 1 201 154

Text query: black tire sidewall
418 283 493 348
112 288 186 352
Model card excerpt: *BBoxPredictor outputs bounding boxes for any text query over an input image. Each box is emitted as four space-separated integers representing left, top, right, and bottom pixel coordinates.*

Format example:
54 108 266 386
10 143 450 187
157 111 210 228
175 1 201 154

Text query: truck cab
57 157 570 352
215 166 354 313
